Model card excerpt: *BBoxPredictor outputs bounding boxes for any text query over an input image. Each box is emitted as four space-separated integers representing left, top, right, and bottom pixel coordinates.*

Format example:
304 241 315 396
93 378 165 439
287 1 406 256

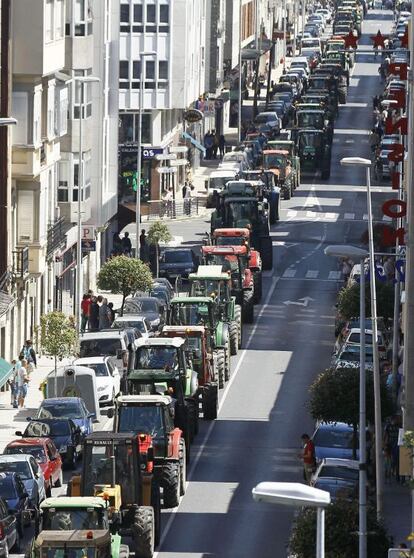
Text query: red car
3 438 63 497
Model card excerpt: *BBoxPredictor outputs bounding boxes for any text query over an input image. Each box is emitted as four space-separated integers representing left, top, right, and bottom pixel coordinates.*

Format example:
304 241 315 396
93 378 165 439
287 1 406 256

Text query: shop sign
183 109 203 123
142 147 163 159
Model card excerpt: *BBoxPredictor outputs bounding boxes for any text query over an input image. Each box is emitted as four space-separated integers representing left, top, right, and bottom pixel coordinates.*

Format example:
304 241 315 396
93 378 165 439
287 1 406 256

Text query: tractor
266 140 301 190
188 265 241 352
127 337 199 442
67 432 161 557
241 169 280 224
111 394 187 508
210 180 273 270
262 149 295 200
161 325 218 420
168 296 230 389
296 128 332 180
294 109 334 144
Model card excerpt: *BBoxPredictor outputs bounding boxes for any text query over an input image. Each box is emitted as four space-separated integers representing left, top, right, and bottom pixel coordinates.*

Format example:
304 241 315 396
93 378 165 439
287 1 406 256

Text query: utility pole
301 0 306 35
238 0 243 143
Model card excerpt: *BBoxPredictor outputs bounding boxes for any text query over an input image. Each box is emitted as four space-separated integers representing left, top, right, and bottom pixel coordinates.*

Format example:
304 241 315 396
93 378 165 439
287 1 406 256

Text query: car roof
117 394 172 406
134 337 185 348
40 497 107 510
41 397 82 404
73 357 109 365
0 455 34 463
320 458 359 469
315 421 353 432
113 315 146 321
80 330 127 340
6 438 49 448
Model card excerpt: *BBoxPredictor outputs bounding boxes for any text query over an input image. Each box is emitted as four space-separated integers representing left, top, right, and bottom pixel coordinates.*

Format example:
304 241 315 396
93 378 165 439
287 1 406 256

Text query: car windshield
170 303 211 326
124 299 158 314
25 420 71 437
190 279 224 298
37 403 82 420
299 132 322 149
228 201 258 224
135 347 178 370
263 154 286 168
319 466 358 481
313 428 355 449
113 319 146 333
87 363 109 377
0 461 32 480
163 251 192 264
309 78 327 89
118 405 165 437
5 446 47 463
297 113 324 128
80 339 122 357
339 349 373 363
314 480 356 499
348 333 378 344
209 176 233 190
0 478 17 500
42 508 106 530
215 236 244 247
255 114 276 124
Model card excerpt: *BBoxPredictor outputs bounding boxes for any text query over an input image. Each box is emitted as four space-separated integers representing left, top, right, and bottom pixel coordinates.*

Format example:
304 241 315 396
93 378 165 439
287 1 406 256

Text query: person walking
121 232 132 256
219 134 226 159
139 229 148 262
212 130 219 159
17 360 29 408
107 302 116 325
9 359 20 408
81 293 91 332
184 183 192 215
300 433 316 484
21 340 36 375
204 132 214 160
88 296 100 331
99 297 112 330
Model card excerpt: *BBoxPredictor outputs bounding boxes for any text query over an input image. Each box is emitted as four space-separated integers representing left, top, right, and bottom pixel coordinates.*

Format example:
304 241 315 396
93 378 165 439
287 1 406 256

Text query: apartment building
118 0 207 223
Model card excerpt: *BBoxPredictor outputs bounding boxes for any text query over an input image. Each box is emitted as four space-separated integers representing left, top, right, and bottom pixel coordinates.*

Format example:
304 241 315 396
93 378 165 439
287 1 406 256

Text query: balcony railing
47 217 69 260
12 247 29 279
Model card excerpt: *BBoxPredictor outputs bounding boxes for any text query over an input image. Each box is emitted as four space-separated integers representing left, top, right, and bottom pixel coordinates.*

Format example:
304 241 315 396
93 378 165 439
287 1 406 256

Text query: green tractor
296 128 332 180
211 181 273 270
294 108 334 144
188 265 241 354
168 296 231 389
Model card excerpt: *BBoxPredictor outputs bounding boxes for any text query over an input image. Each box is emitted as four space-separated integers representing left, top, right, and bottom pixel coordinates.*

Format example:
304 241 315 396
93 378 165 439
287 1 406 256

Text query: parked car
80 329 132 374
18 418 83 469
30 397 94 436
337 328 389 360
73 357 121 406
4 438 63 497
0 473 31 532
313 477 357 501
0 496 20 556
333 344 374 370
254 112 281 134
221 151 251 171
312 422 359 462
311 458 359 485
0 456 45 508
158 249 199 283
112 314 153 339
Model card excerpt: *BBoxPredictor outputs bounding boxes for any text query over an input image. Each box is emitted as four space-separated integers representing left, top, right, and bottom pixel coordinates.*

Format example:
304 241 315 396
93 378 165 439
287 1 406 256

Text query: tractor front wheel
179 439 187 496
224 342 231 381
242 289 254 324
234 305 242 348
132 506 155 558
253 271 262 303
229 321 238 356
162 463 181 508
203 383 218 420
215 349 225 388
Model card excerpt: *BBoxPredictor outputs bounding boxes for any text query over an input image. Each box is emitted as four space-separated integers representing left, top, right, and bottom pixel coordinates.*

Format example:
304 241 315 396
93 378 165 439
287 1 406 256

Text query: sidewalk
384 482 412 546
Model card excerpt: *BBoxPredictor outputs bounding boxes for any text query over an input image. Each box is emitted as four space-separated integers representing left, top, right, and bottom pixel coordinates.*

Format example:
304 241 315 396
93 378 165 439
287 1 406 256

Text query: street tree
337 280 394 321
97 255 153 315
309 366 394 458
38 312 78 396
289 498 391 558
147 222 172 277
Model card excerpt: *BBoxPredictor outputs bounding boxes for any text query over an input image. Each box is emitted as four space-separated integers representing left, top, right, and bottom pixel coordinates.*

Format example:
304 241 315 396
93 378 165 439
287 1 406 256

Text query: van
79 329 132 376
205 168 238 207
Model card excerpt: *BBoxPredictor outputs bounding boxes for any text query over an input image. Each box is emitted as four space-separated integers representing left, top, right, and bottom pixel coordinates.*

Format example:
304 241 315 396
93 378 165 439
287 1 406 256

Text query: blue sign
142 147 163 159
356 259 405 284
82 240 96 253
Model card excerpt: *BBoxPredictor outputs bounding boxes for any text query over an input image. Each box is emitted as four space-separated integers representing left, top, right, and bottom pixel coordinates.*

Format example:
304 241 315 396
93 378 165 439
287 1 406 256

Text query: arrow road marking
283 296 315 307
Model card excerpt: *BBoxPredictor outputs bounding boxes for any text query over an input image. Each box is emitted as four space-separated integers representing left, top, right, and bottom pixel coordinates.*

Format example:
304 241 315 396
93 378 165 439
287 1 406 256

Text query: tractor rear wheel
203 383 218 420
186 398 198 440
253 270 262 303
151 482 161 546
229 321 238 356
234 305 242 348
224 342 231 381
179 439 187 496
260 236 273 270
132 506 155 558
242 289 254 324
215 349 225 388
162 462 181 508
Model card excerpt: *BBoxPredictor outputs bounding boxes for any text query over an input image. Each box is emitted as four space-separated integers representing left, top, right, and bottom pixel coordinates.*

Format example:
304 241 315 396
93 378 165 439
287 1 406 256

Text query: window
146 61 155 80
55 0 64 38
12 91 29 145
73 69 93 119
58 160 69 202
17 190 35 243
120 4 130 22
45 0 54 41
147 5 156 22
120 61 129 80
134 4 143 21
74 0 92 36
56 87 68 136
47 84 55 140
160 5 169 23
72 151 91 202
159 61 168 80
118 113 151 144
33 89 42 147
133 61 141 80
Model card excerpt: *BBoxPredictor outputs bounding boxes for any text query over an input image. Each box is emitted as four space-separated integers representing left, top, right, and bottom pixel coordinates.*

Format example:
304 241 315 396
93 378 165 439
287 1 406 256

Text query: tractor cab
38 497 110 535
28 529 118 558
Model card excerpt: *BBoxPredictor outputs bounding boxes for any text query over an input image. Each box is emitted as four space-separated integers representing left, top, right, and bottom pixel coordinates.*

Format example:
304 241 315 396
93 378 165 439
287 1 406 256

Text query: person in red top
81 293 92 332
301 433 316 484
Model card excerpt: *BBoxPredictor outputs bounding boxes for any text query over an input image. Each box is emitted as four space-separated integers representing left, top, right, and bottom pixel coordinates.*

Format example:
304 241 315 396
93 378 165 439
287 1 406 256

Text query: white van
79 330 132 376
205 168 238 207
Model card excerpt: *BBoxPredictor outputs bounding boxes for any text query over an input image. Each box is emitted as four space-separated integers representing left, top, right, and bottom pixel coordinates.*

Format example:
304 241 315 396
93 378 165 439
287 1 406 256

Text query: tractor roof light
86 531 94 540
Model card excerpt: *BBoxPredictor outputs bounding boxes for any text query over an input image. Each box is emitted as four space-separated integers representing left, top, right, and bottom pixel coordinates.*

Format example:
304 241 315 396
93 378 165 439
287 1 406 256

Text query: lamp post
341 156 383 518
238 0 243 143
325 244 369 558
74 76 100 334
136 51 156 260
252 482 331 558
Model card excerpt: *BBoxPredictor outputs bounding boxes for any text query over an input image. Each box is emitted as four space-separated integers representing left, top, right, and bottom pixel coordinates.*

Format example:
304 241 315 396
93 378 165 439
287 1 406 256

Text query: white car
336 328 389 360
0 455 46 507
74 356 121 406
112 314 153 339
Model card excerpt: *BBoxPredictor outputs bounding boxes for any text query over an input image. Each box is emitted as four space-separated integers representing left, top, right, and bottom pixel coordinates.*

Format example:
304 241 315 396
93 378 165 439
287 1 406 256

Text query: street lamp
74 76 100 334
0 117 17 126
325 244 369 558
340 156 383 519
238 0 243 144
252 482 331 558
136 51 157 260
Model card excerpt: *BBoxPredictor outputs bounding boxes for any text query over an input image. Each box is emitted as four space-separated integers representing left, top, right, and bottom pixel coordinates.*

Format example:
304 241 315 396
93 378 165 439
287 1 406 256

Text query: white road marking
287 210 297 218
283 296 314 307
306 210 316 218
344 212 355 220
324 212 338 220
154 277 280 555
282 268 297 278
328 270 342 280
305 270 319 279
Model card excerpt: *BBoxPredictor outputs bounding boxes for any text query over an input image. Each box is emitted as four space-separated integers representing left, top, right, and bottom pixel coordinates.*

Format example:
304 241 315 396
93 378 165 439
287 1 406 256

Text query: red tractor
161 325 218 420
208 228 262 302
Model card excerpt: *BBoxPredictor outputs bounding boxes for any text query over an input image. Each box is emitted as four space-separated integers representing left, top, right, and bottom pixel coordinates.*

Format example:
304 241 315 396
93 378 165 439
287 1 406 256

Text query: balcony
12 247 29 279
47 217 69 260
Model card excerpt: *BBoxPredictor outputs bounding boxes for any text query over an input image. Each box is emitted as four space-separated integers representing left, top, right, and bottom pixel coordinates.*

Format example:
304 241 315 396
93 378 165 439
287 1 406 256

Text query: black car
159 248 199 282
17 419 83 469
0 473 30 535
0 496 20 556
123 296 166 331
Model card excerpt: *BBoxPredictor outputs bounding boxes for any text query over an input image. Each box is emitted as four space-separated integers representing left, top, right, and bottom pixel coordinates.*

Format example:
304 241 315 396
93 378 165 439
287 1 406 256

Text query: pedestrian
112 233 122 256
89 296 100 331
300 433 316 484
212 130 219 159
21 340 36 375
99 297 112 330
81 293 91 332
107 302 116 324
219 134 226 159
181 182 189 200
9 359 20 408
164 188 173 217
184 183 192 215
17 360 29 408
121 232 132 256
204 131 214 160
384 415 401 481
140 229 147 261
384 256 395 281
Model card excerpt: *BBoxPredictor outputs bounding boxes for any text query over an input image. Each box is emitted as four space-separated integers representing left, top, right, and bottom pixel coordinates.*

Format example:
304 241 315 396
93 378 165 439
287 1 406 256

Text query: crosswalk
285 209 392 222
281 268 344 281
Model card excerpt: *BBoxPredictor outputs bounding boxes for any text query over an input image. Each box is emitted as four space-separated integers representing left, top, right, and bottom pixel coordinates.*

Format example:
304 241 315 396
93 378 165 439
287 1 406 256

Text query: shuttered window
17 190 34 244
12 92 29 145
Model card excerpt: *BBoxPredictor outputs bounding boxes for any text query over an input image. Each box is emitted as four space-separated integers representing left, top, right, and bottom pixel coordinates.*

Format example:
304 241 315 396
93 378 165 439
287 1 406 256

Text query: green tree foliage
39 312 78 379
147 222 172 277
97 255 153 314
289 499 391 558
337 280 394 321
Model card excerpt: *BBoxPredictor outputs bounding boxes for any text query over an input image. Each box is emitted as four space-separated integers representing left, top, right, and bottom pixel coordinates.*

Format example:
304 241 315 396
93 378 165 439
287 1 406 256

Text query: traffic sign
82 240 96 252
81 225 95 241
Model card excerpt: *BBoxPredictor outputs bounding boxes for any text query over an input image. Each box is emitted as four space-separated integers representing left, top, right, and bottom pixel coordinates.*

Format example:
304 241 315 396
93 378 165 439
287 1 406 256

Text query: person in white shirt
17 360 29 408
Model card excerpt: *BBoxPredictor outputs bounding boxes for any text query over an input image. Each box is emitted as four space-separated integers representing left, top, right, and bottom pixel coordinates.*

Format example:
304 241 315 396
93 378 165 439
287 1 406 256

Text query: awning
0 358 13 389
0 290 15 318
182 132 206 155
